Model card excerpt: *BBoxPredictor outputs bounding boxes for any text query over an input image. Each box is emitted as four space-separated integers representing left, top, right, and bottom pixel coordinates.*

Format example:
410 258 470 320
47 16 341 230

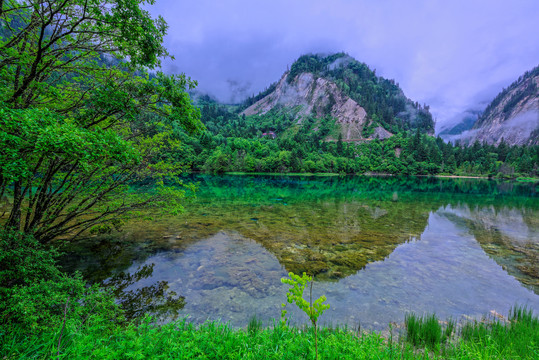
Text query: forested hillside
171 53 537 179
445 65 539 146
476 65 539 128
173 95 538 177
172 55 538 177
291 53 435 134
240 53 434 139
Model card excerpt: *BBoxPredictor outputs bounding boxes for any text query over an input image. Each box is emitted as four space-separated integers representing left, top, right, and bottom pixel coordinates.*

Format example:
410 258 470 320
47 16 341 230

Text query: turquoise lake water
61 175 539 330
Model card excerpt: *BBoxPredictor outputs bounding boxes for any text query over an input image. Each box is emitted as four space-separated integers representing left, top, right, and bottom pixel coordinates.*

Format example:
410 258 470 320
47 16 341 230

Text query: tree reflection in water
104 263 185 321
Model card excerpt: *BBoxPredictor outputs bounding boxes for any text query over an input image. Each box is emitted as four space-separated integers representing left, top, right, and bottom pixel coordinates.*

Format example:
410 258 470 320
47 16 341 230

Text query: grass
2 319 419 360
247 315 263 335
1 307 538 359
402 306 539 359
455 305 539 359
404 313 454 348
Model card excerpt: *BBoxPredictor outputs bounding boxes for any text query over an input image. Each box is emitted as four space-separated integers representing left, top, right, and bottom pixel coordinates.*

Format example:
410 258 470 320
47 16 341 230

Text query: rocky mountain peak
242 71 370 141
240 53 434 141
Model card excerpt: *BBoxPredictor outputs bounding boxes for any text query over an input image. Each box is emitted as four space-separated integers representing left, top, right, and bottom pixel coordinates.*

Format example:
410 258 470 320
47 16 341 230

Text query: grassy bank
2 307 538 359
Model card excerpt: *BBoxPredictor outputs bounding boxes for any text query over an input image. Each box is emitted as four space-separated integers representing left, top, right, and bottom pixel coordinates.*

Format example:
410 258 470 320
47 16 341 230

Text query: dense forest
174 96 539 178
174 54 538 178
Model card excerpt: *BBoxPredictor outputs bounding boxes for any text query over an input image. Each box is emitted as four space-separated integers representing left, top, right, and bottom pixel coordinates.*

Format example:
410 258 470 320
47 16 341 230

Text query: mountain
438 110 480 137
240 53 434 141
467 65 539 146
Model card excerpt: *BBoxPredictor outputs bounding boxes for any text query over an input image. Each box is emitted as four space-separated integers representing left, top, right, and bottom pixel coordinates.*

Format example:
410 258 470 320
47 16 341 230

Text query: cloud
442 129 480 145
146 0 539 131
444 110 539 145
226 79 252 104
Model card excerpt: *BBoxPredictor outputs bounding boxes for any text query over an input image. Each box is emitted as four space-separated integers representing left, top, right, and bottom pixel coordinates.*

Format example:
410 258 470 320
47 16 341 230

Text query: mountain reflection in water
60 175 539 329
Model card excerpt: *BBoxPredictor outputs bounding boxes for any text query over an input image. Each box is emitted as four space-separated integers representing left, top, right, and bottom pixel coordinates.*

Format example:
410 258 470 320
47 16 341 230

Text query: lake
61 175 539 331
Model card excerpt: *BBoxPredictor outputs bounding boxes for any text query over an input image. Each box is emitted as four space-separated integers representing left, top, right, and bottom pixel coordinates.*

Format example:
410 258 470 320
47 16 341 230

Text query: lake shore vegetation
0 0 203 244
2 305 538 359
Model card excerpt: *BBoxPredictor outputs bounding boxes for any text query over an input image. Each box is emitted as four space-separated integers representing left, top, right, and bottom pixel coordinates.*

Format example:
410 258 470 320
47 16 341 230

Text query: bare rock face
241 72 371 141
470 67 539 146
372 126 393 140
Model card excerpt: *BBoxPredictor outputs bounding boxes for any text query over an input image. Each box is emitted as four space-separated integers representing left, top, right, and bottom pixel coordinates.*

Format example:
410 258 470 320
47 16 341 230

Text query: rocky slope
241 53 434 141
468 65 539 146
242 72 372 141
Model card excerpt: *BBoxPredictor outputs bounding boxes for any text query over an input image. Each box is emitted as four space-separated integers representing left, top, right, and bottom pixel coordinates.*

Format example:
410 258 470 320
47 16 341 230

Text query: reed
457 305 539 359
404 312 455 348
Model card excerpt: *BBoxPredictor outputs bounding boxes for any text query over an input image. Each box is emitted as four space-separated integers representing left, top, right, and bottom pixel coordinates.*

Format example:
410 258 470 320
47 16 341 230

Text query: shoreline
9 306 537 359
427 174 486 179
191 171 538 182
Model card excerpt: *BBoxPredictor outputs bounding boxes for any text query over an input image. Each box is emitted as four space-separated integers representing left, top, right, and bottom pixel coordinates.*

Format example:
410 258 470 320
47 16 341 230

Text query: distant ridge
454 65 539 146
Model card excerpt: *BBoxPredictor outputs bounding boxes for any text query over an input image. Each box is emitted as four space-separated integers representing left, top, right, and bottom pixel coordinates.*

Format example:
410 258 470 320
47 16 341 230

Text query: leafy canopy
0 0 204 242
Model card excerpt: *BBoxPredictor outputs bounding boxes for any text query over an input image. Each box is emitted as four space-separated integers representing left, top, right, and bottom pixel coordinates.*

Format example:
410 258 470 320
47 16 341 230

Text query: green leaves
281 272 330 325
0 229 122 334
0 1 174 109
0 103 137 182
281 271 330 360
0 1 203 242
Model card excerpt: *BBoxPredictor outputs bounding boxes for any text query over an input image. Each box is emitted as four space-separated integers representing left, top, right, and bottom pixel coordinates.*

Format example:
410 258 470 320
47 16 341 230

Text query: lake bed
61 175 539 330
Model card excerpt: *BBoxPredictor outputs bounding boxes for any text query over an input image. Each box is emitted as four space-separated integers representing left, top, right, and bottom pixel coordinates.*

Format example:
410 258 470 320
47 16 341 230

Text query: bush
0 229 61 290
0 230 122 335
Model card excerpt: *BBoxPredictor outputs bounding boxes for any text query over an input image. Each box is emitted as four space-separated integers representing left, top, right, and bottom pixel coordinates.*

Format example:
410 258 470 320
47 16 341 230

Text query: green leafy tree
0 0 203 243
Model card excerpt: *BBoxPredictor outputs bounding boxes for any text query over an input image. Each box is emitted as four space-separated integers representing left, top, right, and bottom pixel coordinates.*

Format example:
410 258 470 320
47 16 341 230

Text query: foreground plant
281 271 330 360
457 305 539 359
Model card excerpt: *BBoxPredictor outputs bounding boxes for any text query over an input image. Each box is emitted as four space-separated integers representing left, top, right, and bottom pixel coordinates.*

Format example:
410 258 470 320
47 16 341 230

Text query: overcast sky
146 0 539 132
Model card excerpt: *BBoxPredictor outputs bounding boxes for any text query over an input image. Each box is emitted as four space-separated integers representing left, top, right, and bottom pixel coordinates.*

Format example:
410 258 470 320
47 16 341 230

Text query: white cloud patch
444 110 539 144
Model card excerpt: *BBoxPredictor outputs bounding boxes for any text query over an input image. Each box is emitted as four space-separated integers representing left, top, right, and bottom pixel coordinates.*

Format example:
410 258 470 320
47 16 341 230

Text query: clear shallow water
61 175 539 330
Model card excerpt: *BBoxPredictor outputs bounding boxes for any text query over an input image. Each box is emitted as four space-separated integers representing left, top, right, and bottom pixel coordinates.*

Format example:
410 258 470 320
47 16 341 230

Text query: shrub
0 230 122 335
